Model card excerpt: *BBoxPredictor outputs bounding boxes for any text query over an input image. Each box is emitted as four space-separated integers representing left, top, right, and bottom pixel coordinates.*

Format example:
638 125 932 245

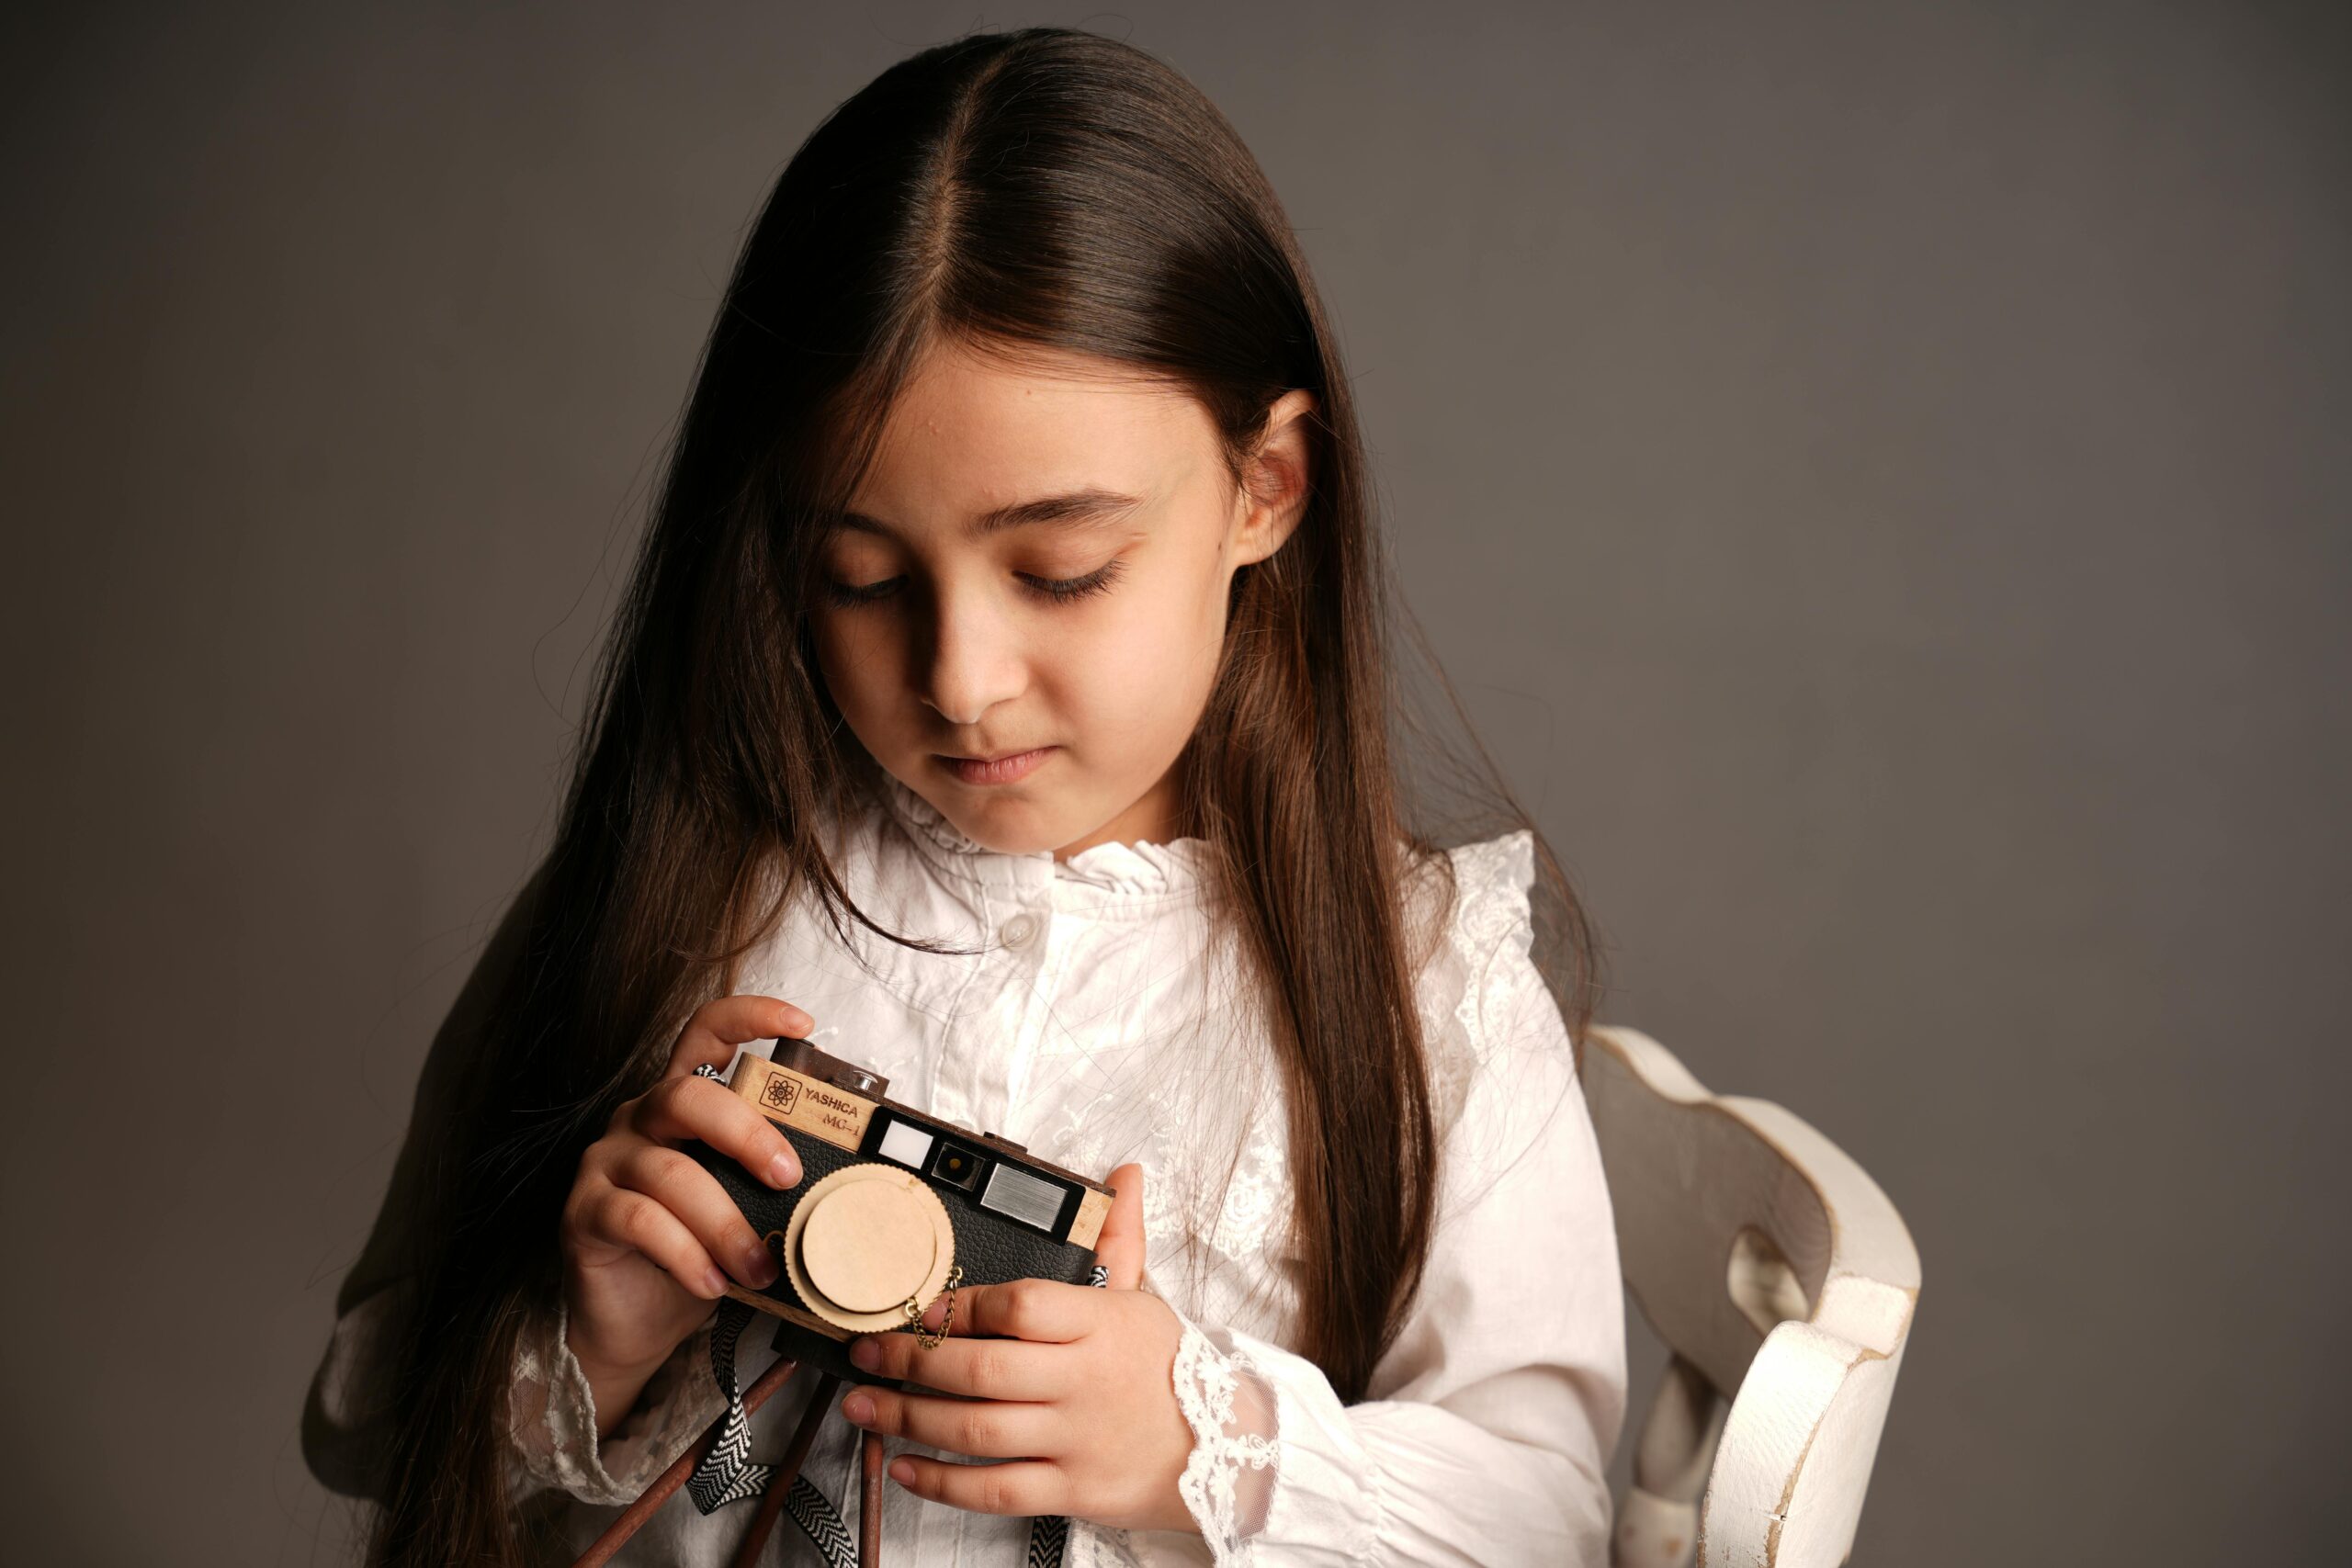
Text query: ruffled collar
868 770 1212 900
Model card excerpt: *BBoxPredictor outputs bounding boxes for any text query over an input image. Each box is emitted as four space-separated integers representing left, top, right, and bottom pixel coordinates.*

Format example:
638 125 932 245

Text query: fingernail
742 1244 778 1287
768 1150 800 1188
703 1266 729 1298
842 1392 875 1424
889 1459 916 1485
849 1337 880 1370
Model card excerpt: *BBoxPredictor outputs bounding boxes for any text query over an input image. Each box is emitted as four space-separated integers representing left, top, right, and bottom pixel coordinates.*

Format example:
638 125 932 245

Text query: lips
937 747 1055 786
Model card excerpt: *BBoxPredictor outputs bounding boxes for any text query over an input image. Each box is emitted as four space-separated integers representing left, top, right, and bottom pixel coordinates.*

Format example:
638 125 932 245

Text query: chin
931 793 1068 856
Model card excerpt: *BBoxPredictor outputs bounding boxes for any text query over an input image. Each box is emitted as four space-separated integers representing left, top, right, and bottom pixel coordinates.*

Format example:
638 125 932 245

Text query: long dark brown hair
360 26 1605 1565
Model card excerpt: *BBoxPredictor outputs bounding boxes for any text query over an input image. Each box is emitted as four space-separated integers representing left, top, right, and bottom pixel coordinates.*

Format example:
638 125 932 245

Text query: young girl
305 25 1625 1568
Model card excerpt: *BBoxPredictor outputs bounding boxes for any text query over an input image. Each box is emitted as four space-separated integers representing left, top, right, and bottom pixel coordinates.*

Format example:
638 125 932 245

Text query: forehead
846 340 1216 523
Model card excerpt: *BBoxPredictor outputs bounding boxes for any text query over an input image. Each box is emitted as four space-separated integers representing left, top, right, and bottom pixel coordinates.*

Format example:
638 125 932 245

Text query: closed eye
820 576 900 608
1024 558 1127 603
821 558 1127 610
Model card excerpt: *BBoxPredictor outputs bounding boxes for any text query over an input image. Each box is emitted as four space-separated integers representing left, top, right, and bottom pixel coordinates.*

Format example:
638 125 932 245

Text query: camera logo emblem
762 1075 800 1116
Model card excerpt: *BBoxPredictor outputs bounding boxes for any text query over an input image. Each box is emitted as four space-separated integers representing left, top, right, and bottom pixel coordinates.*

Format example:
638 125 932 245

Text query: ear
1229 389 1317 569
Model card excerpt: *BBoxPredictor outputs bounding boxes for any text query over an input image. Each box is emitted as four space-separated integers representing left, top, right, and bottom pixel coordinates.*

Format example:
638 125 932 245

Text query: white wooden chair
1582 1023 1920 1567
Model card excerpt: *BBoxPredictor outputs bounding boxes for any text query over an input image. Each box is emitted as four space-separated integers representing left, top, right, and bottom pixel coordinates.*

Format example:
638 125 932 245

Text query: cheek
810 615 895 721
1056 576 1226 741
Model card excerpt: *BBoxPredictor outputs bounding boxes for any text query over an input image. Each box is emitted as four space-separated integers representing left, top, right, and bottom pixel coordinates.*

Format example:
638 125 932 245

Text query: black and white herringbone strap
683 1298 857 1566
782 1470 861 1565
684 1298 775 1512
1025 1513 1071 1566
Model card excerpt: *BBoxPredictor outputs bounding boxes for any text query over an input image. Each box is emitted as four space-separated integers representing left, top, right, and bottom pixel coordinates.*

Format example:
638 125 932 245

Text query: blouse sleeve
1164 833 1628 1565
505 1297 728 1505
308 1243 725 1510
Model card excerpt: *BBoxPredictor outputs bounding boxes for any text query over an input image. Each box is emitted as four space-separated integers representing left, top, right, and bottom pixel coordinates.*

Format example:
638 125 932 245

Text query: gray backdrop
5 2 2345 1563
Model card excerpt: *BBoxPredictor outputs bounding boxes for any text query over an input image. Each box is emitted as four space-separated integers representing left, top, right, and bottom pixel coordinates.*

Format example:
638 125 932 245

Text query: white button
1000 913 1039 949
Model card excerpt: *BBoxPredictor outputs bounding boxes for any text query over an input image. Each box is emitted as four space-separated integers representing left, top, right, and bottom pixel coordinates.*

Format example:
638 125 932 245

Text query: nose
919 581 1025 728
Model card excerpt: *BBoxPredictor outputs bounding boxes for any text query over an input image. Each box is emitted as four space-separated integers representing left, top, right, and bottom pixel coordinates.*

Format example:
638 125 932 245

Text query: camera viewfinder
876 1117 935 1170
928 1141 985 1192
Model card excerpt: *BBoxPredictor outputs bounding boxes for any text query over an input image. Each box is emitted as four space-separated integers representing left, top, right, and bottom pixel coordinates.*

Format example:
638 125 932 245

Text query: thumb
1093 1162 1148 1291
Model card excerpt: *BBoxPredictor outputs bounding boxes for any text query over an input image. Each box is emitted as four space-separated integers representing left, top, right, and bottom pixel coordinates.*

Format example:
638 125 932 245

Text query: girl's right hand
559 994 812 1434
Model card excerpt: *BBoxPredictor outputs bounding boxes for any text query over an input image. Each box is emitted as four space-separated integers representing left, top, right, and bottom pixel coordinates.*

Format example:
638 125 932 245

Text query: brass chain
905 1264 966 1349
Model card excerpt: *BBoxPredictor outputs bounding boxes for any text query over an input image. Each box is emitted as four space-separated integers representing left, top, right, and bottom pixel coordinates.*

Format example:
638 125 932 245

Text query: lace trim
506 1299 724 1505
1406 829 1540 1149
1172 1317 1281 1563
870 770 1214 895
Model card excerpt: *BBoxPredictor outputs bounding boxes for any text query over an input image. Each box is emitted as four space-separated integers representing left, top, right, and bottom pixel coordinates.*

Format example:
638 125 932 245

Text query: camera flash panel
980 1164 1067 1232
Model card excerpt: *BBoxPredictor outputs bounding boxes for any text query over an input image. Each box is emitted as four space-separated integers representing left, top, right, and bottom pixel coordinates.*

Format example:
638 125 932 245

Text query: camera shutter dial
781 1163 958 1332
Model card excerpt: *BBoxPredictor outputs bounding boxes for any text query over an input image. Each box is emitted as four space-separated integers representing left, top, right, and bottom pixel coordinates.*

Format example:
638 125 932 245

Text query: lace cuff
506 1299 727 1506
1171 1312 1281 1562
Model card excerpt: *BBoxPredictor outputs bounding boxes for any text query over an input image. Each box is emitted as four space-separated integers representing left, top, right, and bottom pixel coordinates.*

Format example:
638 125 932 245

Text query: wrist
1168 1311 1282 1549
1146 1299 1216 1536
559 1270 695 1384
561 1307 683 1441
563 1317 673 1388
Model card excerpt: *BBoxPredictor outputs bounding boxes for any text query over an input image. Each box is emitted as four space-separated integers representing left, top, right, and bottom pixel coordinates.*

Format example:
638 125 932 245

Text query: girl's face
810 338 1312 860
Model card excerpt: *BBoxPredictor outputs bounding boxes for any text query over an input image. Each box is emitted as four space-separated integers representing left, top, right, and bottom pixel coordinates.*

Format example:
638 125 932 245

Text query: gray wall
5 3 2345 1562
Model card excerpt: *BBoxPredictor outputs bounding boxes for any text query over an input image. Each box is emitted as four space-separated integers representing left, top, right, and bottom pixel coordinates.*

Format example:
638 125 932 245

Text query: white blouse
306 772 1626 1565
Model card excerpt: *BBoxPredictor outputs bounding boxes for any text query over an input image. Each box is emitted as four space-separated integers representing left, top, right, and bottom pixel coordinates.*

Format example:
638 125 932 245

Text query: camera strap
686 1278 1105 1567
684 1301 855 1564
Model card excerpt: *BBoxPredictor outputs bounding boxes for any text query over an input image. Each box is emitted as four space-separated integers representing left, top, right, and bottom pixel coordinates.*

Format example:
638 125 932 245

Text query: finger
839 1386 1057 1461
628 1073 802 1189
609 1142 782 1291
914 1278 1091 1343
845 1330 1067 1399
1093 1163 1148 1291
663 995 817 1079
572 1186 733 1301
886 1455 1069 1518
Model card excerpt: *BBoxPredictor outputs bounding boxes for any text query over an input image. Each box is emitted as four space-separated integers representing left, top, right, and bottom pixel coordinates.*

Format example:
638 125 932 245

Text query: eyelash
821 558 1128 610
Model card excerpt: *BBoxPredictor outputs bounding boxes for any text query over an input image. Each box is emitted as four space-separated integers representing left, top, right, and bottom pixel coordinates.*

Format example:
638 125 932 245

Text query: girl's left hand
836 1162 1201 1536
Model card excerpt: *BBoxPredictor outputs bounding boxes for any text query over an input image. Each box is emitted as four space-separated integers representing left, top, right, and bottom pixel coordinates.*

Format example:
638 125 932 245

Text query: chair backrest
1581 1023 1920 1568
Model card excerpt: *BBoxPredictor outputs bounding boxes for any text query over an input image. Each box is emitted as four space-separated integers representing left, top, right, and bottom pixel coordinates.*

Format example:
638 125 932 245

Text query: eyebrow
832 487 1147 540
